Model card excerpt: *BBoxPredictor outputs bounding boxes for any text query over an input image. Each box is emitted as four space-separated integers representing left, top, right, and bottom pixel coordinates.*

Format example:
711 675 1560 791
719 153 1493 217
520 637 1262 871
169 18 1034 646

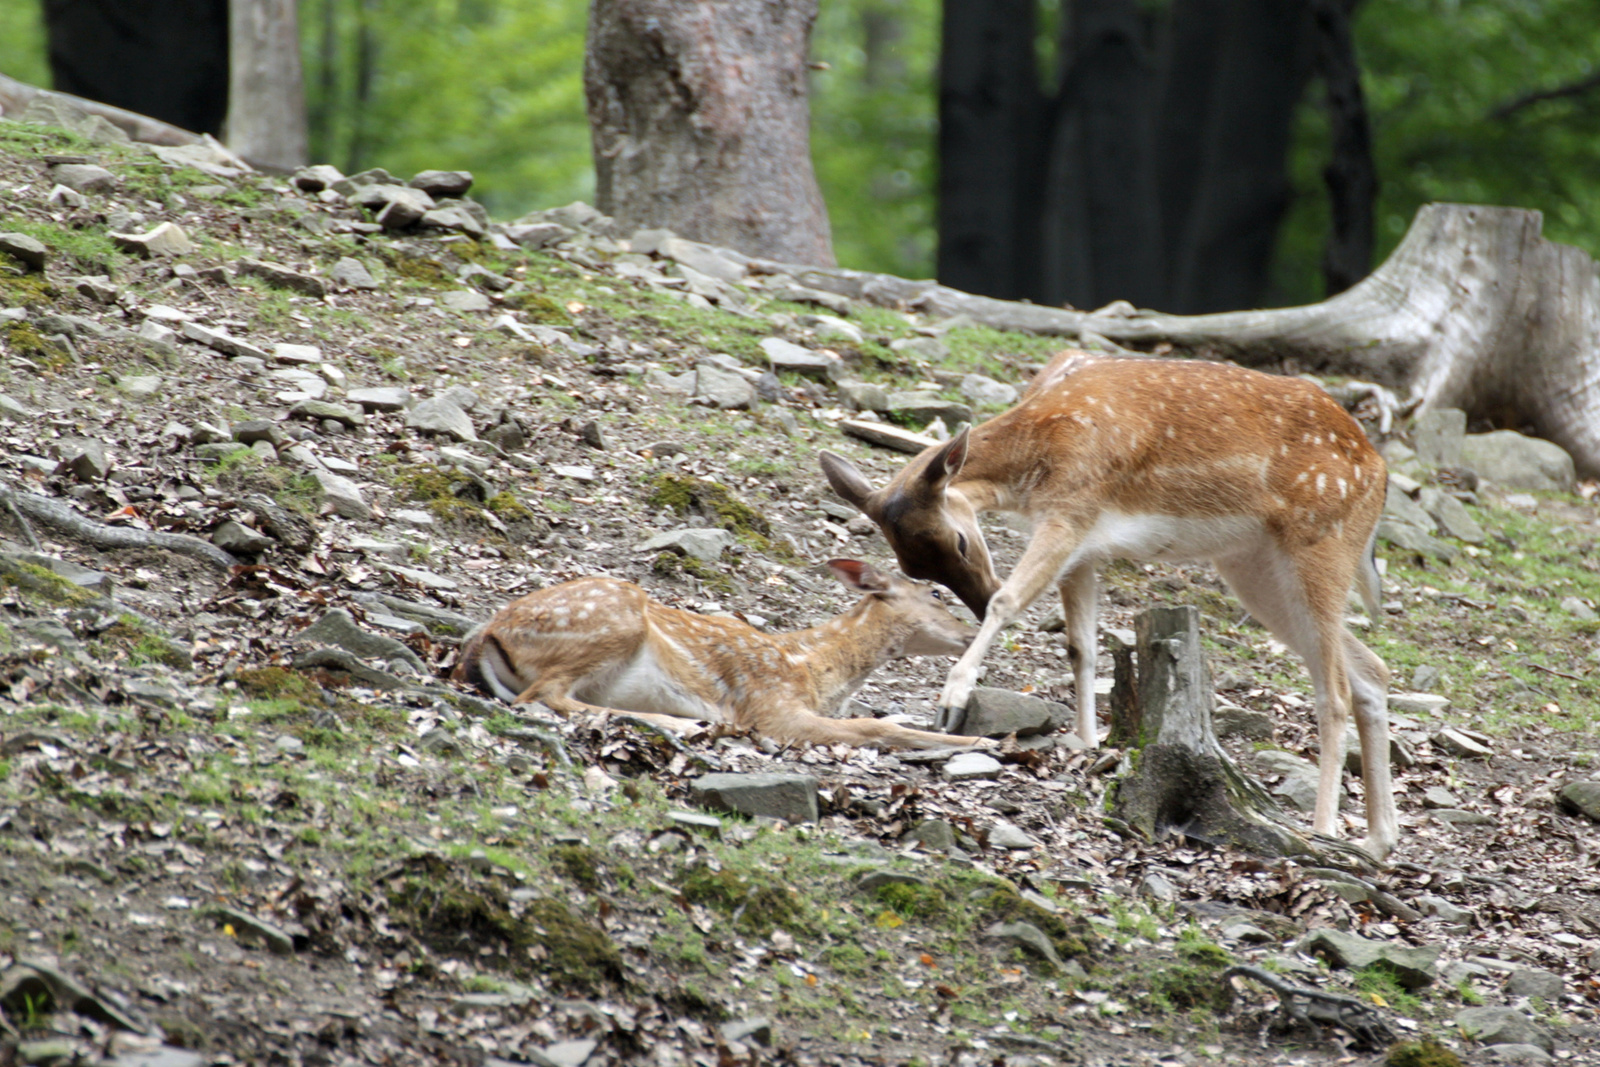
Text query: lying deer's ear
827 558 890 593
819 451 875 513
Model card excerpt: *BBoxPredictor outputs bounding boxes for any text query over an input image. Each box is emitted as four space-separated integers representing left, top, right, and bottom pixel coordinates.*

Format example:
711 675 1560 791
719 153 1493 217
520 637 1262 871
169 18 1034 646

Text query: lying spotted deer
451 559 993 750
821 351 1397 857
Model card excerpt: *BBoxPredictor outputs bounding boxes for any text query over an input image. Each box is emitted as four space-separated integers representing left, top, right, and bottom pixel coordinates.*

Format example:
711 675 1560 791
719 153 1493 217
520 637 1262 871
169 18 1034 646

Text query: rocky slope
1 112 1600 1067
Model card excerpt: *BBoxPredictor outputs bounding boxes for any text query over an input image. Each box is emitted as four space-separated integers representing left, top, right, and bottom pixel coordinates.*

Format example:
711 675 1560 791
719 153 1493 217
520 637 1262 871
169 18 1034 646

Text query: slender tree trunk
41 0 229 135
225 0 309 172
1312 0 1376 296
585 0 835 266
347 0 377 175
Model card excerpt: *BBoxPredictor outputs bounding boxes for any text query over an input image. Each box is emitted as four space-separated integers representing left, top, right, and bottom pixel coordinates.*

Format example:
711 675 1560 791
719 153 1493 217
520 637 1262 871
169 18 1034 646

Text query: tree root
0 485 237 571
1224 964 1394 1050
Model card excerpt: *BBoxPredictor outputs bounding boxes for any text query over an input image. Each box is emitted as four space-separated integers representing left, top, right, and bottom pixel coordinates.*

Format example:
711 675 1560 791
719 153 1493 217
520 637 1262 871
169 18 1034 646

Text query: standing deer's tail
1357 524 1383 621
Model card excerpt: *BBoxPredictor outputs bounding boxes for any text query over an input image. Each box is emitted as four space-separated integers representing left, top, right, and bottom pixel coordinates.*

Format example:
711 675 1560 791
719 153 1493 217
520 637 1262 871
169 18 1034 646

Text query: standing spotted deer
820 352 1397 857
451 559 994 750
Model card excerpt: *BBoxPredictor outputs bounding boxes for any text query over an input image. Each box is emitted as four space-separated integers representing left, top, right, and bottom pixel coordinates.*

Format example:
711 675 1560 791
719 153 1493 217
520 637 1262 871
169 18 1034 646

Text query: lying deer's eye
930 589 944 601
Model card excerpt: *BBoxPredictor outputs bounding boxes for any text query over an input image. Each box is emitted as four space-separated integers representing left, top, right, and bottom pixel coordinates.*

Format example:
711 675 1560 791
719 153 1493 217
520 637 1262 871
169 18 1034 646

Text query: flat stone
1557 781 1600 821
290 164 345 192
504 222 569 249
955 687 1070 738
719 1018 773 1048
638 528 734 563
646 368 695 395
960 374 1018 407
441 289 491 312
836 380 890 412
349 537 407 559
694 362 757 410
0 232 47 270
231 419 286 447
798 313 864 344
195 441 249 463
1432 808 1496 825
404 397 476 441
1460 430 1576 492
1256 749 1320 813
181 320 270 360
117 374 163 398
988 820 1037 849
659 237 746 282
1422 786 1460 809
50 162 116 193
1418 487 1486 543
236 258 328 297
1214 703 1275 741
289 399 363 428
54 437 110 481
760 337 841 381
273 342 323 365
886 391 973 427
328 256 379 290
540 1039 598 1067
347 386 410 412
0 394 34 419
1413 407 1466 467
362 186 434 228
1505 966 1563 1000
1382 481 1436 529
312 470 369 519
211 520 275 553
1415 894 1474 924
889 335 950 361
422 205 487 239
298 608 425 670
1302 929 1440 988
1433 727 1493 758
691 773 819 823
551 464 596 482
110 221 194 257
208 905 294 954
942 751 1003 781
985 921 1062 967
1455 1006 1554 1052
1561 596 1598 622
1378 519 1457 561
1482 1044 1553 1064
375 562 458 591
839 419 939 455
1390 692 1449 715
410 169 474 196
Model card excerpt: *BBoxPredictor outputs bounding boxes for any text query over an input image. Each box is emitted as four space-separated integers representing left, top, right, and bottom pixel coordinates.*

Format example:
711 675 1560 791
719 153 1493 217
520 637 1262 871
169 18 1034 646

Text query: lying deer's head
820 429 1002 620
826 558 974 655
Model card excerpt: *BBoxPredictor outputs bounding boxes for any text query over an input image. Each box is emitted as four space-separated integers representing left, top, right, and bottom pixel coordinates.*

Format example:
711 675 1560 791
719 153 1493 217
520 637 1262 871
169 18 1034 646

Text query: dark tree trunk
42 0 229 136
938 0 1357 315
585 0 835 267
1311 0 1376 296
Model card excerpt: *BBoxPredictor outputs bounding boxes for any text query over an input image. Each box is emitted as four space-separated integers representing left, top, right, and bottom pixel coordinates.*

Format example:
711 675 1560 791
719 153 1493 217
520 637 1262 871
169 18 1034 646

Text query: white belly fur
574 645 727 722
1072 510 1267 567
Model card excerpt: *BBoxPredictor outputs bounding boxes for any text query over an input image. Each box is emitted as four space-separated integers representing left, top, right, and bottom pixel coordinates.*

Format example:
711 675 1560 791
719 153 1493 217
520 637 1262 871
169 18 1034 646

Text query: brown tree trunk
783 204 1599 477
585 0 835 267
225 0 309 172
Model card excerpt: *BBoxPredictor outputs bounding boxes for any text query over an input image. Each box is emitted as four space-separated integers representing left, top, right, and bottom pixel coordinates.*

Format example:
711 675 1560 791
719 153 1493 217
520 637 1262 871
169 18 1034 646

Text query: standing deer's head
820 429 1002 620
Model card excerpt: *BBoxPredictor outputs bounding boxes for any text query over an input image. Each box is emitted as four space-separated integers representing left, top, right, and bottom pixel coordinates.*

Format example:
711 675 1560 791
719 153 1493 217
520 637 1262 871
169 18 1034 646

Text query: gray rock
232 420 287 448
1483 1044 1553 1064
117 374 162 399
1413 407 1467 467
441 289 491 312
985 921 1063 967
691 773 818 823
988 820 1037 849
552 465 597 483
646 368 695 395
886 391 973 427
289 399 364 428
578 420 610 450
1432 808 1496 826
195 441 249 463
1417 487 1486 543
361 186 434 228
313 470 370 519
836 380 890 412
1411 665 1443 691
328 256 380 290
50 162 116 193
1557 781 1600 821
719 1018 774 1047
760 337 841 381
109 221 194 257
1415 894 1474 924
422 205 487 239
889 335 950 361
638 528 734 563
0 394 33 419
955 687 1070 738
0 232 48 271
54 437 110 481
960 374 1018 407
1422 785 1459 809
905 819 958 851
1382 482 1436 529
1433 727 1493 758
943 751 1003 781
1254 749 1321 813
659 237 747 282
797 313 864 344
694 362 757 410
1460 430 1576 492
11 553 114 595
1455 1006 1554 1052
1378 519 1457 561
1389 692 1450 715
137 319 178 346
410 169 474 196
1505 966 1563 1001
348 386 411 412
1302 929 1440 988
504 222 570 249
1561 596 1598 622
290 164 345 192
207 905 294 955
405 397 477 441
211 520 275 554
236 258 328 297
298 608 425 671
181 321 270 360
1214 703 1274 741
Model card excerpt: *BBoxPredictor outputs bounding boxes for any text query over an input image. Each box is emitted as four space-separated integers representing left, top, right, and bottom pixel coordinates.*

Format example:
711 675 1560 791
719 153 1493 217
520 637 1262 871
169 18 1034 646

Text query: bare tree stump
1108 606 1316 860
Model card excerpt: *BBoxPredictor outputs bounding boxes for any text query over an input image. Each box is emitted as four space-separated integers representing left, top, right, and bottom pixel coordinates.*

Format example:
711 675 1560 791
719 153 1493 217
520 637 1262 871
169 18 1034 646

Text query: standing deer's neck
768 598 897 713
946 413 1052 513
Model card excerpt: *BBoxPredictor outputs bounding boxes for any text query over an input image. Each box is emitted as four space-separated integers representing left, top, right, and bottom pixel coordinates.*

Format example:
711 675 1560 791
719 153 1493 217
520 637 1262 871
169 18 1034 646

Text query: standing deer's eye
956 533 969 558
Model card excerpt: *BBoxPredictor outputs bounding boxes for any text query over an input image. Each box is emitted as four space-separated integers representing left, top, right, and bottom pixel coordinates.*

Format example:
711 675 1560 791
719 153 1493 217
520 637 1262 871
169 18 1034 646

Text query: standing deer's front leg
936 521 1085 731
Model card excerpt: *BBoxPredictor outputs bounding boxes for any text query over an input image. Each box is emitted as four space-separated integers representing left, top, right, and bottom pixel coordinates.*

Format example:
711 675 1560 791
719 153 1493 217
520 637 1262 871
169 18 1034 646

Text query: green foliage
1386 1035 1464 1067
0 2 48 86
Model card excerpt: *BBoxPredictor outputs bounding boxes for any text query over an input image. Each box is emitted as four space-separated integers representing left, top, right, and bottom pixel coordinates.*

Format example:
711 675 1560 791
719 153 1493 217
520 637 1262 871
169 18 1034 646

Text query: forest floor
1 117 1600 1067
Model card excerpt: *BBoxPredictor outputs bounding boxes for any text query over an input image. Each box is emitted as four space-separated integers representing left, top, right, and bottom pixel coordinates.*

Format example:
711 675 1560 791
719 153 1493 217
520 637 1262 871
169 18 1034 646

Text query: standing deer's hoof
933 705 960 733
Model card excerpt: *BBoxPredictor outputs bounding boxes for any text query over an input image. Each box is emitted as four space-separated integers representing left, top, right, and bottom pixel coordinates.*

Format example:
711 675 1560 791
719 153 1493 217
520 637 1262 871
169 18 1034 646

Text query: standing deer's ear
827 558 890 593
819 451 877 514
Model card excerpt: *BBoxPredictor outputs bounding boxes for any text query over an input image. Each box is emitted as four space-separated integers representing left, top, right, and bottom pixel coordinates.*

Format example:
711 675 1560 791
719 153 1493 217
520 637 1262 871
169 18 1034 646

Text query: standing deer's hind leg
1058 563 1100 747
1345 632 1396 858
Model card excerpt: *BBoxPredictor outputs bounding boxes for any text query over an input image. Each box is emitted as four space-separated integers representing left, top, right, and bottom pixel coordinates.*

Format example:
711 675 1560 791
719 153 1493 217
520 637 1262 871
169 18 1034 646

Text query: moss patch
647 474 792 559
234 666 324 707
2 321 72 370
678 865 807 937
650 552 737 596
1386 1037 1464 1067
0 559 100 608
501 291 572 325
